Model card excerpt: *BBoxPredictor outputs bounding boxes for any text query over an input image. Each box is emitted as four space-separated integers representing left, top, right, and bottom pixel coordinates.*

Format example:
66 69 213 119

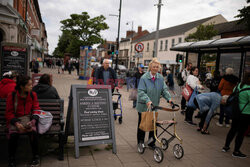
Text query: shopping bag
33 110 53 134
129 89 138 101
9 115 32 133
139 111 158 132
182 84 193 101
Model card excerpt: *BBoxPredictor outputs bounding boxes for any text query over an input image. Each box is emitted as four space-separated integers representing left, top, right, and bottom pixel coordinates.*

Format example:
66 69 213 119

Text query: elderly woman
136 58 172 148
217 68 238 127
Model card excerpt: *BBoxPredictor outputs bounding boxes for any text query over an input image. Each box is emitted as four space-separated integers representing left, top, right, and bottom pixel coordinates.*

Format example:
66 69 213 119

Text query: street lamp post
154 0 163 58
126 21 133 69
115 0 122 71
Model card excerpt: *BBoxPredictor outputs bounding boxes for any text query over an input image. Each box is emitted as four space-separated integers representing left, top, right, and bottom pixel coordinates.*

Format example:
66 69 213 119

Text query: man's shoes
180 110 185 115
30 155 40 167
187 121 197 126
222 146 230 152
216 122 223 127
232 151 247 158
225 124 230 128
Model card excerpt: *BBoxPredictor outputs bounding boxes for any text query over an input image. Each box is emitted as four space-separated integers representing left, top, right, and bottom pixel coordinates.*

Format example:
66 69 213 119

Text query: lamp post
153 0 163 58
126 21 133 69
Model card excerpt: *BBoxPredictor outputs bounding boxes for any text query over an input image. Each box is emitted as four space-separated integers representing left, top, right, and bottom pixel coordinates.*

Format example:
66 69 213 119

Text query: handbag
9 93 32 133
139 109 158 132
129 88 138 101
182 84 193 101
33 110 53 134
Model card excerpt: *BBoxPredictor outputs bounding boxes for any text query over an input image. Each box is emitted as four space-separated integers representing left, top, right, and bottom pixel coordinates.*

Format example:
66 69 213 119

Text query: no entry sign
135 42 144 52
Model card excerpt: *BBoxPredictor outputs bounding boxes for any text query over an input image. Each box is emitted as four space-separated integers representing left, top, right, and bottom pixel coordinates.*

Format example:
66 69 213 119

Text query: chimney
126 31 132 38
138 26 142 34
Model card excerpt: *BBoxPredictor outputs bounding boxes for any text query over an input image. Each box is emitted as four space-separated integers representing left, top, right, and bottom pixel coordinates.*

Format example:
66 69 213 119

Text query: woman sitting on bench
5 75 41 167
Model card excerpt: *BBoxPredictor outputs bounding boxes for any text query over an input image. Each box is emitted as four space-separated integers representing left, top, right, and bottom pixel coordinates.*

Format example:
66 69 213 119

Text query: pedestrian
222 71 250 158
184 67 204 125
180 62 192 114
30 58 39 73
136 58 172 148
217 68 238 127
56 59 62 74
166 70 175 95
5 75 40 167
0 71 18 99
133 64 144 108
32 74 60 99
94 59 118 93
207 71 221 92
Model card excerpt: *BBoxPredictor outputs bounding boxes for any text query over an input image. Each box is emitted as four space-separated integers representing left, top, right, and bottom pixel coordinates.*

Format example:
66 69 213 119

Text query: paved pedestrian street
0 67 249 167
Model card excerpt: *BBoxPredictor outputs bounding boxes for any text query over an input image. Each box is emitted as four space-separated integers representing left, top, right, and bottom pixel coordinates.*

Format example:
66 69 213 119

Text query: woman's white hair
225 68 234 75
149 58 161 71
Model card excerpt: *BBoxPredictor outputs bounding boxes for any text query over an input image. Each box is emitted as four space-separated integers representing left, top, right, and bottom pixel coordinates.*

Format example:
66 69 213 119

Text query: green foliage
235 0 250 30
185 24 218 42
60 12 109 46
53 12 109 58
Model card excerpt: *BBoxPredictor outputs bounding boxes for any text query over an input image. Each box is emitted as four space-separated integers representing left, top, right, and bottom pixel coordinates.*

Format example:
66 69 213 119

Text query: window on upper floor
147 43 149 52
172 39 175 47
165 40 168 51
178 37 182 43
160 40 163 51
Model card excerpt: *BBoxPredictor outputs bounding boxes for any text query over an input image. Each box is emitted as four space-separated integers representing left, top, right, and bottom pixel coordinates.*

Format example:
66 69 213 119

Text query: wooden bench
0 99 65 160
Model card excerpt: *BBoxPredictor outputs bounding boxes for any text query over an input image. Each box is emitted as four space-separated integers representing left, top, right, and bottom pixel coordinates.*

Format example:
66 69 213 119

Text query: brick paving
0 67 249 167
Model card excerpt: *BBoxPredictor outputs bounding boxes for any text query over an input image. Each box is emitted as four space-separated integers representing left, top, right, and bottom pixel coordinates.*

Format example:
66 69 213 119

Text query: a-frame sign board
65 85 116 158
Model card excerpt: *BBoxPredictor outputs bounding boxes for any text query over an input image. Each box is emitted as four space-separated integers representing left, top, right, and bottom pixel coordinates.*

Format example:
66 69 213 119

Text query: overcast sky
39 0 248 54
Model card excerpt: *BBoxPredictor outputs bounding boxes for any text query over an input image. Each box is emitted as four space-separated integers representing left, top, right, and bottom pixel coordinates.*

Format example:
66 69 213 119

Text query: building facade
0 0 48 61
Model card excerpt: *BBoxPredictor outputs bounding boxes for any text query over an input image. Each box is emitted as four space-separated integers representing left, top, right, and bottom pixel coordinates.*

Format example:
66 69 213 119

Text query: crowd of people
0 57 250 167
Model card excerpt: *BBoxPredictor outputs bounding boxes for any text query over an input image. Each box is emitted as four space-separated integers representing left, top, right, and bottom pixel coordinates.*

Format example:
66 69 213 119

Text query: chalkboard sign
65 85 116 158
0 42 28 78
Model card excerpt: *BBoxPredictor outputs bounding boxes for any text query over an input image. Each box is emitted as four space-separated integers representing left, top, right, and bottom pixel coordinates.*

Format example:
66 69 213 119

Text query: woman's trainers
232 151 247 158
222 146 230 152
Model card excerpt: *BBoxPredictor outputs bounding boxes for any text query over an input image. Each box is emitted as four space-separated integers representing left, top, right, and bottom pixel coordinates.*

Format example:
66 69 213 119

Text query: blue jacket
136 72 171 113
195 92 222 124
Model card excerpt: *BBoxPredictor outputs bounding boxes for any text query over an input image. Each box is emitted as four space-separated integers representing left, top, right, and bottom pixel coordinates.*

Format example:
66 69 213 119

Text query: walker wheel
161 138 169 150
153 147 164 163
137 143 145 154
118 117 122 124
173 144 184 159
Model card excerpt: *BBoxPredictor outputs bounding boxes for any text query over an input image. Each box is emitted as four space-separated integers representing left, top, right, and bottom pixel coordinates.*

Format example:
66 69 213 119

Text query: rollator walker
137 102 184 163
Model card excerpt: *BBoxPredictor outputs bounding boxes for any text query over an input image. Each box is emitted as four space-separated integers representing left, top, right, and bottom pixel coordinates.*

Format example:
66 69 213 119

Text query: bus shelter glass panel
219 53 241 76
200 53 217 83
244 52 250 73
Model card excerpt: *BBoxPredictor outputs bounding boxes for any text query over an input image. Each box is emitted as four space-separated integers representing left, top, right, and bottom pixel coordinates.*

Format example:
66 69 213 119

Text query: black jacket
95 66 117 88
134 71 144 88
32 83 60 99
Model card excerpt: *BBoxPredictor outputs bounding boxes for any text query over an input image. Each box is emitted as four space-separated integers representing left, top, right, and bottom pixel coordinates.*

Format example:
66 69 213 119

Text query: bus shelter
170 36 250 81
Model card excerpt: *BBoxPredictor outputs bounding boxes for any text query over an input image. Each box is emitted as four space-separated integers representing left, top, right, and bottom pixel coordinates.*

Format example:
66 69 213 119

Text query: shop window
219 53 241 76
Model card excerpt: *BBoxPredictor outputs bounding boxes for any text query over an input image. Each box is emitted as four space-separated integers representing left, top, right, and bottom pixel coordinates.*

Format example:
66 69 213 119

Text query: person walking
180 62 192 114
166 70 175 95
222 71 250 158
30 58 39 73
136 58 172 148
133 64 144 108
94 59 118 93
217 68 238 127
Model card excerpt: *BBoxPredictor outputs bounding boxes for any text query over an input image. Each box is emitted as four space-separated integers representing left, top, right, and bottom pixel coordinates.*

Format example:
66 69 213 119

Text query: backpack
226 86 250 119
177 70 186 86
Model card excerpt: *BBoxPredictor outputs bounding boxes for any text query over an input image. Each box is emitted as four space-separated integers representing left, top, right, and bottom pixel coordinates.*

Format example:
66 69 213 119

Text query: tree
185 24 218 42
235 0 250 30
60 12 109 46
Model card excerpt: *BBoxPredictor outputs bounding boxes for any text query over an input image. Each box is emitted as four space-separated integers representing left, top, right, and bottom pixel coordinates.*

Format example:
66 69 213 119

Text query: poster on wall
79 46 92 80
0 42 28 79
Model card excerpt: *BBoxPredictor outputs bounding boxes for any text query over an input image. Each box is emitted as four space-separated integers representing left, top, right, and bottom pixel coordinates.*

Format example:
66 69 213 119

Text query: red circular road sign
135 42 144 52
